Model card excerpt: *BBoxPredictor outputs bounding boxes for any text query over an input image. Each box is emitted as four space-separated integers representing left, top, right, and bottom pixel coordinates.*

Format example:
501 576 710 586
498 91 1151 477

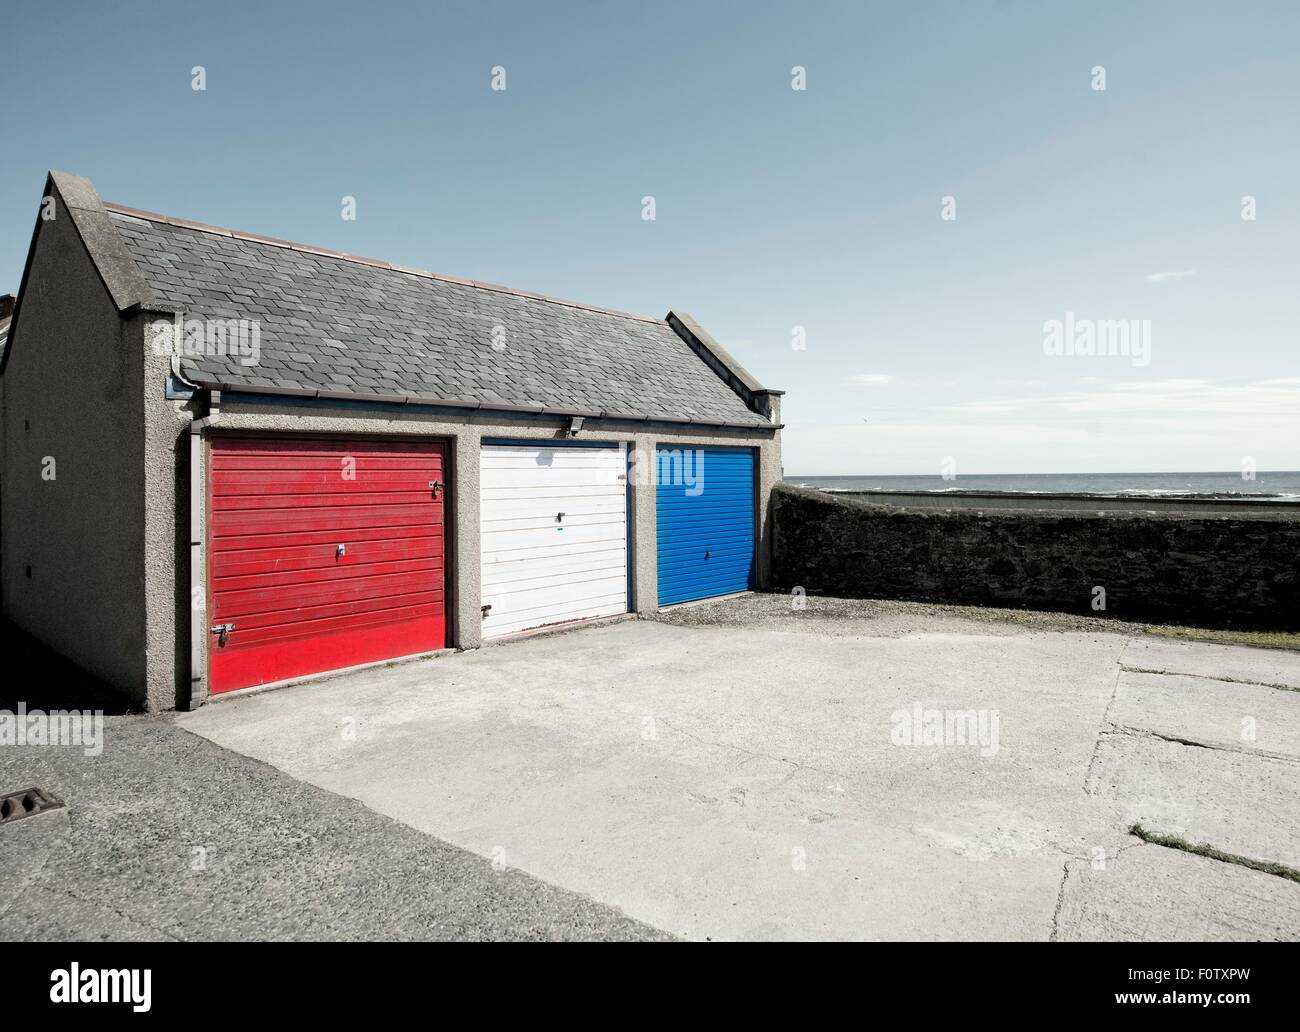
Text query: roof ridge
102 202 662 325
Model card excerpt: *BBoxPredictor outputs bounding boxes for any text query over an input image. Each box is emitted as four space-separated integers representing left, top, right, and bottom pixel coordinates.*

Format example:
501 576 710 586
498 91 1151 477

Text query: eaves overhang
189 379 782 432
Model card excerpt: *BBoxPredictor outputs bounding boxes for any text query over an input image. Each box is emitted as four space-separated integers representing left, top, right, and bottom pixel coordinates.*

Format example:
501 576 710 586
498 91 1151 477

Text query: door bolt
210 622 235 645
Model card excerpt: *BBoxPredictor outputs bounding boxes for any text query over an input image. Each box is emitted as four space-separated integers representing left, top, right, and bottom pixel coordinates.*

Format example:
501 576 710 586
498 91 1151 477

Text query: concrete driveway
176 596 1300 941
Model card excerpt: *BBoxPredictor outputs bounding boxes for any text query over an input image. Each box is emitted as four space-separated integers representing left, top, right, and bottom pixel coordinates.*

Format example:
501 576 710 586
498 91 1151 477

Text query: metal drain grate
0 786 64 825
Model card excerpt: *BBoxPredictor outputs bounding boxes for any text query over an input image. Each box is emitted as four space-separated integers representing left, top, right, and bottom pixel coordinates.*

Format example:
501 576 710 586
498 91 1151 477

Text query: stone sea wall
771 485 1300 629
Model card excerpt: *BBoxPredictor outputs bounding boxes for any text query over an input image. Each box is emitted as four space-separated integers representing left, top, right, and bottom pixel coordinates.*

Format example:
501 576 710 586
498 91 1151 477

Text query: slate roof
0 296 13 363
107 208 773 428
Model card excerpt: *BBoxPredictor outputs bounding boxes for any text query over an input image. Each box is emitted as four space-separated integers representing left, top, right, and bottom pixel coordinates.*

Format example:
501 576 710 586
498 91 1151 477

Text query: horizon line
784 470 1300 478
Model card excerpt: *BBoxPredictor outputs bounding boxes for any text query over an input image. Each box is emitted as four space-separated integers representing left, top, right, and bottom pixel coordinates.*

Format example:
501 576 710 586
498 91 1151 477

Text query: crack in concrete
1049 838 1154 941
1048 860 1070 942
1100 723 1300 765
1082 642 1133 793
1060 641 1209 936
50 881 185 941
1120 665 1300 693
1128 823 1300 885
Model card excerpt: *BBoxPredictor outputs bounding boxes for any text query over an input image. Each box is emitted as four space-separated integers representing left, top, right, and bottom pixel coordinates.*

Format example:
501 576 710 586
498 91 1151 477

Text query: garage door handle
705 550 712 559
429 480 443 498
336 543 346 558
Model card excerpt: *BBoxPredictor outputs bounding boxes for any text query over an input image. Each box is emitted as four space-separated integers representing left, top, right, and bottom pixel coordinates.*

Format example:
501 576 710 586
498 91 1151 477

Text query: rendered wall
0 205 149 697
141 314 198 710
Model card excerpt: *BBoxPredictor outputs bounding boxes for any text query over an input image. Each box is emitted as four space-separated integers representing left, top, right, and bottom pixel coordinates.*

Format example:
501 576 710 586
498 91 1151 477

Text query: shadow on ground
0 619 136 715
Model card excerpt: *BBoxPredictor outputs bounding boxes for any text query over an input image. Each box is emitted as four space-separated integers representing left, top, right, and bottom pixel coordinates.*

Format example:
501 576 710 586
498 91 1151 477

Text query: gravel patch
656 592 1300 651
0 715 671 942
655 591 1162 639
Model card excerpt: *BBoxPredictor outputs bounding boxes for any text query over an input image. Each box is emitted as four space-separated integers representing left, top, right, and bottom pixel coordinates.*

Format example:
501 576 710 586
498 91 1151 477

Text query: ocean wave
1114 489 1300 500
811 486 1300 501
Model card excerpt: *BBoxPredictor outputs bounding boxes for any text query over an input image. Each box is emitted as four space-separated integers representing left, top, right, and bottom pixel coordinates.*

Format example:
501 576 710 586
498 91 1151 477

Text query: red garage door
208 436 447 695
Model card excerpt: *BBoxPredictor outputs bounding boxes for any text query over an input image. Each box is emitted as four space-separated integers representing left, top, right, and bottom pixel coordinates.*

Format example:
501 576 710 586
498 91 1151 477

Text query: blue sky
2 0 1297 474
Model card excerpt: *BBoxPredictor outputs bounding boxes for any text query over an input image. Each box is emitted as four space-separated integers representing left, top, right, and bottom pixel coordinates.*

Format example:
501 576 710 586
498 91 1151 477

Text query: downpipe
184 381 220 711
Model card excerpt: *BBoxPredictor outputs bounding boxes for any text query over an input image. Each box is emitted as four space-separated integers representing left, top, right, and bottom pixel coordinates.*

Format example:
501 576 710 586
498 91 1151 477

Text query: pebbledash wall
0 183 150 690
772 485 1300 630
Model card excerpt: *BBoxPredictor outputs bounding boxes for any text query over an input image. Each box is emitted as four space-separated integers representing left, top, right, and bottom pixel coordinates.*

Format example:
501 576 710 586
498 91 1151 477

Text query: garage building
0 172 782 710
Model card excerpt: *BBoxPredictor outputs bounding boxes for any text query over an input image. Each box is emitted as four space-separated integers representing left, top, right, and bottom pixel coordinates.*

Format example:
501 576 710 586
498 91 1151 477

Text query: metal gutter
189 378 781 431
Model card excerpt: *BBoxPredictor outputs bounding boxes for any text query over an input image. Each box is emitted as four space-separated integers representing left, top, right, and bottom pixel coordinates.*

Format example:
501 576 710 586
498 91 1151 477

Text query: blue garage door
656 446 756 606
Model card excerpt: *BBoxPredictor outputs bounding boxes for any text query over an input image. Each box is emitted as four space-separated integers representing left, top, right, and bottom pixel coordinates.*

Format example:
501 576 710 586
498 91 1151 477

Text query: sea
784 471 1300 501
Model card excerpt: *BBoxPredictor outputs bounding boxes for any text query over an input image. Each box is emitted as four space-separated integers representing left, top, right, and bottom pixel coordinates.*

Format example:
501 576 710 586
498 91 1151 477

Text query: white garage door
480 442 629 638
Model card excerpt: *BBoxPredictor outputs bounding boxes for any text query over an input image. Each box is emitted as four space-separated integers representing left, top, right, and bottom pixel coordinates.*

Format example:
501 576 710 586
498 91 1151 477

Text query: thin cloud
940 378 1300 421
848 374 898 386
1111 378 1207 392
1144 269 1196 282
